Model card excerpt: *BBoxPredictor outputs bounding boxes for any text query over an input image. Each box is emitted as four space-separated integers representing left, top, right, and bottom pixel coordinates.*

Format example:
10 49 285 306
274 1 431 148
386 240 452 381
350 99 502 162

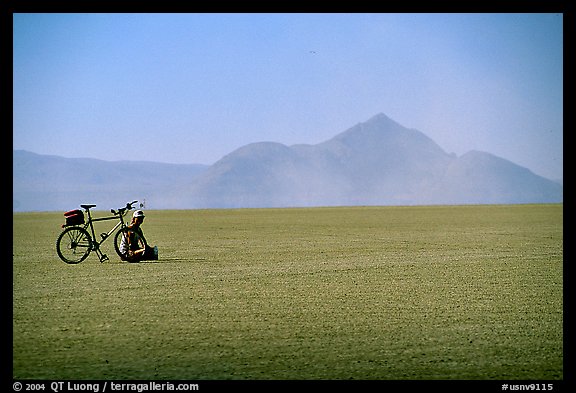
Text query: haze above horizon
13 13 563 181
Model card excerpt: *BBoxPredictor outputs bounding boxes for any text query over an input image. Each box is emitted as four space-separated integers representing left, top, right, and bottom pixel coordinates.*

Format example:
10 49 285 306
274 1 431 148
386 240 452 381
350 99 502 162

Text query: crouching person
119 210 158 262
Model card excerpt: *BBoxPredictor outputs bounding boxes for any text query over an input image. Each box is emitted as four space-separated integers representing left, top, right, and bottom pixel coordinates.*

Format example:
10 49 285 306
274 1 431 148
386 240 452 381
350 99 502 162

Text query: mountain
12 150 208 211
161 113 562 208
428 150 564 205
13 113 563 211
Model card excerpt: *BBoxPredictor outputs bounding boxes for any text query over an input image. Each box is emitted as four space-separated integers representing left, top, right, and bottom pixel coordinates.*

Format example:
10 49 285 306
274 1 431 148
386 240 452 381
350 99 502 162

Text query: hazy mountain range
13 113 562 212
13 152 207 212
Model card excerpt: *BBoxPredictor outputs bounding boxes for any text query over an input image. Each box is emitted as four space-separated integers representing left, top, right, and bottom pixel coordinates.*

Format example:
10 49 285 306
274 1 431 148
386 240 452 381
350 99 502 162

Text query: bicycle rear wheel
56 226 92 264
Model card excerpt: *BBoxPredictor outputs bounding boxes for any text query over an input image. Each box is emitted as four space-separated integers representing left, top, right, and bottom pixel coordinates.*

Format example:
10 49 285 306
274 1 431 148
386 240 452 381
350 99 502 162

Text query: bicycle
56 200 146 264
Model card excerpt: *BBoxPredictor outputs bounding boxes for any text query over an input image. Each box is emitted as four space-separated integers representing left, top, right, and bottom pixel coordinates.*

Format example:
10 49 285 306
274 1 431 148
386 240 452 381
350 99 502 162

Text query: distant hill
12 150 208 211
160 113 562 208
13 113 562 211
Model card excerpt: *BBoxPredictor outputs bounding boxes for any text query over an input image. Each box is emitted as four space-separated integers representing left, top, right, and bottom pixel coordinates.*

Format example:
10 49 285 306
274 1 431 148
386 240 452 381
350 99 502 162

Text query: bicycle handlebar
111 200 139 216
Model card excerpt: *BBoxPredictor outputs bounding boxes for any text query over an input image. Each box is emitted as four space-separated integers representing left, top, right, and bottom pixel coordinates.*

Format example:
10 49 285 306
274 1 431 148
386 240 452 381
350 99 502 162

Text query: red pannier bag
63 209 85 227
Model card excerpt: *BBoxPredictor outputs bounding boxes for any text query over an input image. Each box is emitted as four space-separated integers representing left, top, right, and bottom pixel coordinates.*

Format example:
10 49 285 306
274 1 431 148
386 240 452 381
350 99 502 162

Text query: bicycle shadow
120 257 207 264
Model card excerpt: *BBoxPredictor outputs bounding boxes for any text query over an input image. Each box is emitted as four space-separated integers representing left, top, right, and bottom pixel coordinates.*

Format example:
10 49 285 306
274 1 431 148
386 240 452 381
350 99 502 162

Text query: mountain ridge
13 113 562 211
152 113 561 209
13 150 208 211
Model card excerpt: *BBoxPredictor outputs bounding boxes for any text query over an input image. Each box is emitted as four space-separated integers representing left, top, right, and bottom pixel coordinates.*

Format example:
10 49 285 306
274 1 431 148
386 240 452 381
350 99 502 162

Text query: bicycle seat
80 204 97 210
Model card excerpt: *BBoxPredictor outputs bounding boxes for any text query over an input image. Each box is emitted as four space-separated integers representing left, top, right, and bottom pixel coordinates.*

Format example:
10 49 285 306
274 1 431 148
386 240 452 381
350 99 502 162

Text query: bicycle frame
81 209 129 260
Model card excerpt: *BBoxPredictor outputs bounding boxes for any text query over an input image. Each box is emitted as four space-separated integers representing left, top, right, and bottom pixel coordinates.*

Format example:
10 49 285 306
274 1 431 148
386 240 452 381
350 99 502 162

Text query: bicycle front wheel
56 226 92 264
114 227 147 260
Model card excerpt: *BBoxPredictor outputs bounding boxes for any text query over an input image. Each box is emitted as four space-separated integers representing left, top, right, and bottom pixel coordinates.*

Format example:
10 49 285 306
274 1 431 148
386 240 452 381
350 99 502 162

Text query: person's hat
133 210 145 218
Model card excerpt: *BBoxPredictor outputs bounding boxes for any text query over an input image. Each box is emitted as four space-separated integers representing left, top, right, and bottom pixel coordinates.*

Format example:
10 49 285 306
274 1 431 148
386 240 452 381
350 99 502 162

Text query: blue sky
13 13 563 181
